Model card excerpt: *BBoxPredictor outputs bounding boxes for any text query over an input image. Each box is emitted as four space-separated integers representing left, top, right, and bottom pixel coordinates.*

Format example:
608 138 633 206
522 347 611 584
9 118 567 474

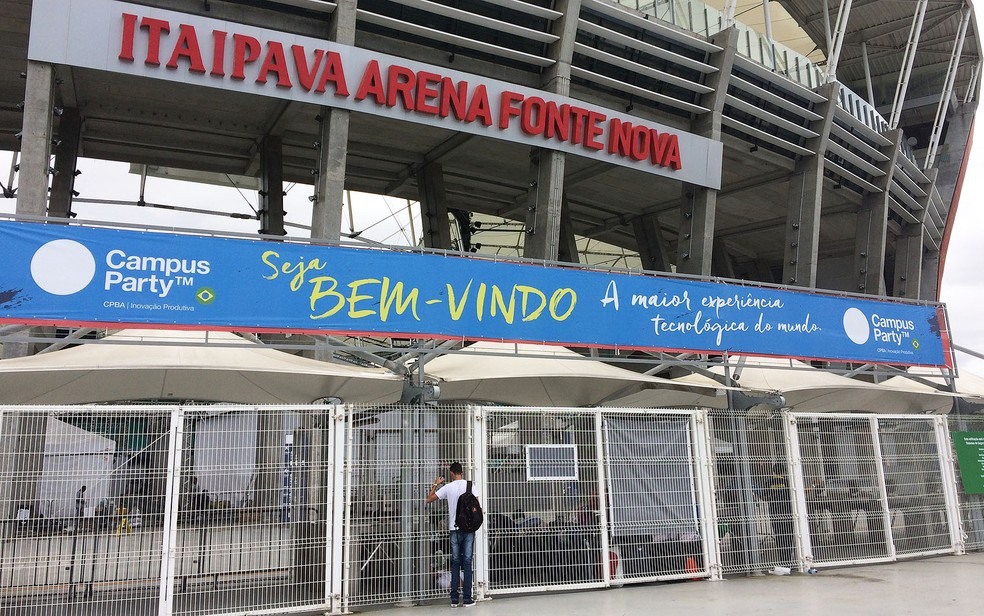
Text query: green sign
952 432 984 495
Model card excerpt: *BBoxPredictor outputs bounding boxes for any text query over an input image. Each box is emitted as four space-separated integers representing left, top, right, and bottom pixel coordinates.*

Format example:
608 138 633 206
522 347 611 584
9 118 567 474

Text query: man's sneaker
463 600 476 608
450 603 459 608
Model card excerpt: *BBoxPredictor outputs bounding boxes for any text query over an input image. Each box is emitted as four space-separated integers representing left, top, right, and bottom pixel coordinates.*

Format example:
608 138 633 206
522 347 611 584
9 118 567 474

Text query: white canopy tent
698 356 956 414
0 329 404 404
423 341 730 407
41 417 115 518
880 370 984 413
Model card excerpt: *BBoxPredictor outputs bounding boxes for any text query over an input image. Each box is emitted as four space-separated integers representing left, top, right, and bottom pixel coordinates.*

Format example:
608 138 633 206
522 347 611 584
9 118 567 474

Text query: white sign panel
29 0 723 188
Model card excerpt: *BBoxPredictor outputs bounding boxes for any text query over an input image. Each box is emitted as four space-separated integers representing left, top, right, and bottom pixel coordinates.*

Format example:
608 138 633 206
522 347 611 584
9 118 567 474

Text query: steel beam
889 0 929 130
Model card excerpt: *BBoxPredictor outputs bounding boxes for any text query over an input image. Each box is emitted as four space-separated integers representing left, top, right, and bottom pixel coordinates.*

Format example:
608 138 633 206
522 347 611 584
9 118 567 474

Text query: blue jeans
449 529 475 604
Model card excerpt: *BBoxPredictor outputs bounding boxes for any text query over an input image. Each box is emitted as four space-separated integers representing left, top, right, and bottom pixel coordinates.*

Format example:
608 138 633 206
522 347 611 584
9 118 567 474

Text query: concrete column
677 185 717 276
918 171 941 302
259 135 287 236
896 169 937 300
522 148 566 261
677 28 738 277
521 0 580 262
48 107 81 219
557 196 579 264
310 0 356 241
633 213 671 272
894 225 924 300
418 162 453 249
853 130 903 295
782 81 839 287
16 61 55 217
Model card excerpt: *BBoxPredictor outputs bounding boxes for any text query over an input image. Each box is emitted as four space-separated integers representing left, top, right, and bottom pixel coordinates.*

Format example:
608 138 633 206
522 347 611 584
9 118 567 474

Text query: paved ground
5 552 979 615
358 552 984 616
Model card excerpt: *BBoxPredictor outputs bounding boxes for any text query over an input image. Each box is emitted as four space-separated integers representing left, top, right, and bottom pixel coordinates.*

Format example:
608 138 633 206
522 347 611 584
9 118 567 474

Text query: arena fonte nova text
117 12 683 170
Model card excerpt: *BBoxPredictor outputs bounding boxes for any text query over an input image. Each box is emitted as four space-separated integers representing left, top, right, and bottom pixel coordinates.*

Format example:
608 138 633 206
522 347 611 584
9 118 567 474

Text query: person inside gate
574 492 600 527
426 462 479 608
75 485 87 519
755 463 795 567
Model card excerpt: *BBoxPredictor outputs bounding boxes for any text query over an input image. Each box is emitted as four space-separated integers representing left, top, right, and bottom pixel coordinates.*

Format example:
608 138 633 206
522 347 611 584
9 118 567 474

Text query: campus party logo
843 307 919 348
30 239 96 295
29 239 212 300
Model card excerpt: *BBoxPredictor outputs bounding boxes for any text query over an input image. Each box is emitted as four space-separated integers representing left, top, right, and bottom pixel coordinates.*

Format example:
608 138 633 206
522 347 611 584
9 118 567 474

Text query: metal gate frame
475 406 719 598
786 412 963 571
2 404 973 615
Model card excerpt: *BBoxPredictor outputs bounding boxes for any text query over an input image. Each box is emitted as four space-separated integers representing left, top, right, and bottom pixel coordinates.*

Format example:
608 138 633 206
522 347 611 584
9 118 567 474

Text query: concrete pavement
358 552 983 616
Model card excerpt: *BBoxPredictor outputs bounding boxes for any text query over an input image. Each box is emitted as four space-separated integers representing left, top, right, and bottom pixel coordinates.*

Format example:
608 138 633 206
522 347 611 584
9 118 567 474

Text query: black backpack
455 481 483 532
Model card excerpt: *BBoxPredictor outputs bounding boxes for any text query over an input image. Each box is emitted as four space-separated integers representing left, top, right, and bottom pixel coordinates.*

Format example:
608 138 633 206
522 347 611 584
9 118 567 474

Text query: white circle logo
843 307 870 345
30 240 96 295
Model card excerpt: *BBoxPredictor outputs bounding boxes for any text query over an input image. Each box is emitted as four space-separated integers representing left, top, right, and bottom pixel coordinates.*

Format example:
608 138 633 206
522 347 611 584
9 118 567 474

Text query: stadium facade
0 1 982 615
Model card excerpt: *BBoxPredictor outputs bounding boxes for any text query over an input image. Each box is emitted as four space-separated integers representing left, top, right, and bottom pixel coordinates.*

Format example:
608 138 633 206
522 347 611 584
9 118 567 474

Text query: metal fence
0 404 968 616
948 413 984 553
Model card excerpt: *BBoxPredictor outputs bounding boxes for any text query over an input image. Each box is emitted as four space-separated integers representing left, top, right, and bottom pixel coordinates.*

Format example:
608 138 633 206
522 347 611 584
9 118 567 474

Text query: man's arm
425 476 445 504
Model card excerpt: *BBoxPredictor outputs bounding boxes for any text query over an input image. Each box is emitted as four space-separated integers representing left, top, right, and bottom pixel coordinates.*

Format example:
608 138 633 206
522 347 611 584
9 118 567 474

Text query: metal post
722 0 737 28
326 404 343 613
925 5 971 169
159 407 185 616
822 0 832 53
869 416 896 561
785 413 812 572
472 405 489 601
825 0 853 82
935 416 966 554
889 0 929 129
340 408 356 614
593 410 612 585
963 61 981 104
692 410 721 580
861 41 876 106
762 0 776 71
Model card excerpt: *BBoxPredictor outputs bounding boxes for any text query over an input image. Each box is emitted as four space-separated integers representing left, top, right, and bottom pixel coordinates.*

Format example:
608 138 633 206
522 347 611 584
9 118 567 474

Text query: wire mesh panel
341 404 469 610
483 408 605 593
794 413 955 567
794 415 891 565
878 417 952 556
0 407 170 616
602 411 707 583
707 409 778 576
171 406 333 616
743 414 798 570
950 413 984 553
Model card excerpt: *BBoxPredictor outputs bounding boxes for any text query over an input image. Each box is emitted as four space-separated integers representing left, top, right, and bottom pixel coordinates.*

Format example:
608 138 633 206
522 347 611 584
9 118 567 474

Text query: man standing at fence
426 462 478 608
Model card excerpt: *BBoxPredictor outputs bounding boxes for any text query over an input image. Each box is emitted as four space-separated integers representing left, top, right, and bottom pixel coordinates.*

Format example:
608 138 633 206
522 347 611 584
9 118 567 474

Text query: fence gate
481 407 717 595
789 413 961 568
2 404 971 616
0 407 176 616
0 405 341 616
339 403 469 611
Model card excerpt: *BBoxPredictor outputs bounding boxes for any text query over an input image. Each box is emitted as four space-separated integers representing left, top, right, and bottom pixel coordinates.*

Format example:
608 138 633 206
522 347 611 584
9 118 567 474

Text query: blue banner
0 221 951 367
